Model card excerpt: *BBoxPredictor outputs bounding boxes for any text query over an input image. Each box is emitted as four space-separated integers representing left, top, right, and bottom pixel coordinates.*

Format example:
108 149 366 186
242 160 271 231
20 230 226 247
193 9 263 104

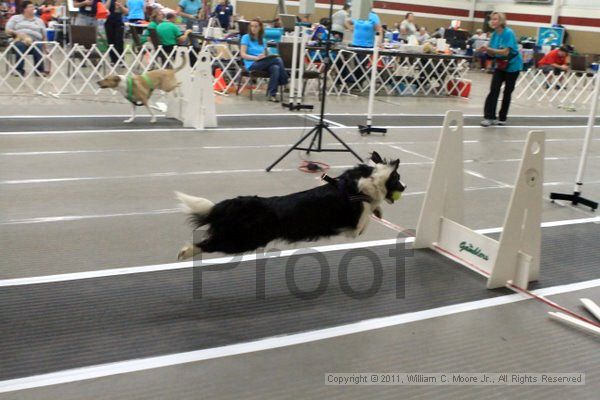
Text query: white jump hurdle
166 49 217 129
414 111 545 290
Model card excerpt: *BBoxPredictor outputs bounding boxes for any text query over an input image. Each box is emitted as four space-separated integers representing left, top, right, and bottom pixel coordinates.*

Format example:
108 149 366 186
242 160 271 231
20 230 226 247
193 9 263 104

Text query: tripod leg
323 125 363 162
306 127 320 154
266 126 319 171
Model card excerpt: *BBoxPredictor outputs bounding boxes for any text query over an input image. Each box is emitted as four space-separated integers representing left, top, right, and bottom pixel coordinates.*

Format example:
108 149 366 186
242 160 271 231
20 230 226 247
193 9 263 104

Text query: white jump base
414 111 545 290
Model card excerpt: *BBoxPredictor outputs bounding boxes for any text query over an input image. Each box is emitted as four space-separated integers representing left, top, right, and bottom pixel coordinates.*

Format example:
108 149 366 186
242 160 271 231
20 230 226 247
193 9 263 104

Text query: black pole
266 0 362 172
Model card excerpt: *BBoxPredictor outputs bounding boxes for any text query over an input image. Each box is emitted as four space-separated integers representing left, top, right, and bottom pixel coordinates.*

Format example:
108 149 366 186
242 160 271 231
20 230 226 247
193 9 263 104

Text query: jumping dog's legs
177 243 201 261
124 103 136 123
144 101 156 123
354 202 372 237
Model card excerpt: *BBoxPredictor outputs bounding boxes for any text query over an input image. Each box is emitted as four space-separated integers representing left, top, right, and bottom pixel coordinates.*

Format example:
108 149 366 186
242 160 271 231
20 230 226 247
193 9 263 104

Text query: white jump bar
580 298 600 321
548 312 600 337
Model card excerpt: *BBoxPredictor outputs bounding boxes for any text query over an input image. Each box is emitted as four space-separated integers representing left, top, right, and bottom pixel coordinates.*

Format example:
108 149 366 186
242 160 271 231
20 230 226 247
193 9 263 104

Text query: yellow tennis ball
392 191 402 201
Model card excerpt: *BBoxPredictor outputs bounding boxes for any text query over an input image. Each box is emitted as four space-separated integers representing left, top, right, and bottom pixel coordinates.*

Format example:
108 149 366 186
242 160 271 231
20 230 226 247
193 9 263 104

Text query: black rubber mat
329 115 600 127
0 223 598 380
0 117 185 131
0 115 310 132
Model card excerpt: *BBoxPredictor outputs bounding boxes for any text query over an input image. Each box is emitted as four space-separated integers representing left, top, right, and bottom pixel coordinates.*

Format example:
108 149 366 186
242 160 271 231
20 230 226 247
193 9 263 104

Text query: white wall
478 0 599 5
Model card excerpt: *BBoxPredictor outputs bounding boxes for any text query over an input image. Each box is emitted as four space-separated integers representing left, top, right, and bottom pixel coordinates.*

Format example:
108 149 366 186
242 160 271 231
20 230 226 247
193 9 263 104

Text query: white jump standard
166 50 217 130
414 111 545 290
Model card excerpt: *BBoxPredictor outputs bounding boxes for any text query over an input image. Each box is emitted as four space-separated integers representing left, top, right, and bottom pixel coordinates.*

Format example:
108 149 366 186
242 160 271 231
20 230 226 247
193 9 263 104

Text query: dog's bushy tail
175 191 214 227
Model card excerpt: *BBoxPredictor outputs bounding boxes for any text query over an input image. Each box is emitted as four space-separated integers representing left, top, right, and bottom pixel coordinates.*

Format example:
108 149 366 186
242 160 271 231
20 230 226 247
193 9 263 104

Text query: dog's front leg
351 202 372 237
373 206 383 219
124 103 136 123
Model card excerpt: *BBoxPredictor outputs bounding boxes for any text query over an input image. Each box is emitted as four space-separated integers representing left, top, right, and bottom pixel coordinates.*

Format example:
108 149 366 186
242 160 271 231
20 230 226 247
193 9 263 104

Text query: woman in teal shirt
480 12 523 127
127 0 145 23
240 19 288 102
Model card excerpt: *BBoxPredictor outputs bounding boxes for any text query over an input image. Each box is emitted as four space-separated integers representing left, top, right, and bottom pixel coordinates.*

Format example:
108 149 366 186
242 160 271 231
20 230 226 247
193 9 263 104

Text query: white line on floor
0 166 355 185
1 126 599 135
0 237 411 287
3 145 599 157
387 144 513 188
380 125 600 130
0 115 164 119
1 277 599 393
0 209 179 225
2 182 600 218
0 128 198 135
302 114 347 128
1 216 598 286
4 158 600 186
0 113 594 119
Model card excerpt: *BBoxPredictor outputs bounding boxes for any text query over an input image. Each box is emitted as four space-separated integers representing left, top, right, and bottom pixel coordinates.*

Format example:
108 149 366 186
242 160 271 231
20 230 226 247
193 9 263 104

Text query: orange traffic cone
213 68 227 91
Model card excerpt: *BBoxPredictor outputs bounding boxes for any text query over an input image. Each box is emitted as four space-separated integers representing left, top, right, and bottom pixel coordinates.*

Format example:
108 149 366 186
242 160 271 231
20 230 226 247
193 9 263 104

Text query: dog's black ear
370 151 383 164
390 159 400 170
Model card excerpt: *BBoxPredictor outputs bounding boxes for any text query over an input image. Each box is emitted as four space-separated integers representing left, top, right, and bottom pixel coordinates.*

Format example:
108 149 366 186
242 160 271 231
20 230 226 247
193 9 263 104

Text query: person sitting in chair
240 18 289 102
471 29 489 71
5 1 47 76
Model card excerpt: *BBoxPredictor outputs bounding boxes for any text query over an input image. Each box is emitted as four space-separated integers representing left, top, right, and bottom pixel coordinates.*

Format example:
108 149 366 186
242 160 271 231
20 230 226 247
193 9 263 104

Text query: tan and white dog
96 58 186 123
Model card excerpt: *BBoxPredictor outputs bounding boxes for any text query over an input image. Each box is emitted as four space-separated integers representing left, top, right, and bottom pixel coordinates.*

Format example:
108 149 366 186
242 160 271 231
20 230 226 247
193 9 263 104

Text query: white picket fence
0 40 314 98
514 67 598 107
0 41 206 97
323 49 470 96
0 40 469 99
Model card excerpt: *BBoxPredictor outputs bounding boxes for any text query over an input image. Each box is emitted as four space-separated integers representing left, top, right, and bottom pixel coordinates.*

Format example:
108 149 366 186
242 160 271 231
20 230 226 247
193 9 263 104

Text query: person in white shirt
400 12 416 36
471 28 489 70
331 3 350 40
5 1 47 76
416 26 429 44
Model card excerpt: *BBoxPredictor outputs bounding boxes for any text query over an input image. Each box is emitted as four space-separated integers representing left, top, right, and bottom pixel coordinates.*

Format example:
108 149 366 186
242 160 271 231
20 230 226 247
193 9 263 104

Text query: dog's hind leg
144 102 156 124
177 243 202 261
124 103 136 123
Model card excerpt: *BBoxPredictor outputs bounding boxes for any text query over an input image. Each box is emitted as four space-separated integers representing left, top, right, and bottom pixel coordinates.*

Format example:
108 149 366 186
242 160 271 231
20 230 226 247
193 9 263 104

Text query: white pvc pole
366 32 381 126
296 27 308 105
574 70 600 194
551 0 562 26
288 25 299 105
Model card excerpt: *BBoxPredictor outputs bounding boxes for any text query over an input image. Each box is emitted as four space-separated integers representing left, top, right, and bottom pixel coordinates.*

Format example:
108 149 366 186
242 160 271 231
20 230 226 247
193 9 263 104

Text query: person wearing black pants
483 70 519 125
105 0 128 66
480 12 523 127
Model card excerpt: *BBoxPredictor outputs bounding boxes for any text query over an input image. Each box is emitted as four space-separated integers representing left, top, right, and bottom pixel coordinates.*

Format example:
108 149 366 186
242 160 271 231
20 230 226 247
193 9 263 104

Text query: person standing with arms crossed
105 0 129 67
480 12 523 127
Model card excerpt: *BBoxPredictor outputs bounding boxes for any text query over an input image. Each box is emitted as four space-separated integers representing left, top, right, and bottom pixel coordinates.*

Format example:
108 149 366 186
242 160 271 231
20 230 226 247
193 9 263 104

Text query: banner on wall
536 26 565 48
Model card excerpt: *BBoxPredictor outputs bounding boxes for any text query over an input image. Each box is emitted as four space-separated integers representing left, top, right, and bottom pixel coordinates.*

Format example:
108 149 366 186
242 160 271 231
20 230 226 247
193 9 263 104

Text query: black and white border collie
176 152 406 260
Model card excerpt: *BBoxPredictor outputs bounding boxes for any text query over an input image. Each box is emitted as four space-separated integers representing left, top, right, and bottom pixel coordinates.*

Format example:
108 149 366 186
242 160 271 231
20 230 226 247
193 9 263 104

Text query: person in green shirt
156 13 192 54
141 9 164 44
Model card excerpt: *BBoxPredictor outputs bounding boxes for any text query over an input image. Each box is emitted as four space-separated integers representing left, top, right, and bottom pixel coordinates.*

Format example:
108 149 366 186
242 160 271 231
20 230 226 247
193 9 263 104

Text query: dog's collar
321 173 373 203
